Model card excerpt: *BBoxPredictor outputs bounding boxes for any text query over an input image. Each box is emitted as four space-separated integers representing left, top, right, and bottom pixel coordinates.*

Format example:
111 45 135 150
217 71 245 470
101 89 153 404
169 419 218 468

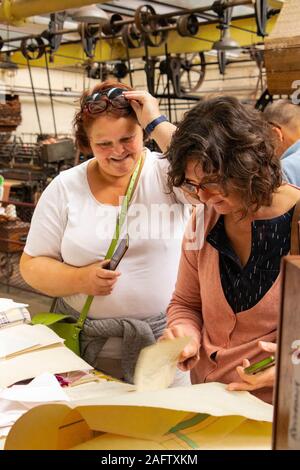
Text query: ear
272 126 284 141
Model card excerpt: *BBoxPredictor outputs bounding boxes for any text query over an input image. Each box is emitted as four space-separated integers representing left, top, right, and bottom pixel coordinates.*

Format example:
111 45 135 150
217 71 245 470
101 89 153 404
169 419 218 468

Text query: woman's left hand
122 90 161 130
226 341 277 392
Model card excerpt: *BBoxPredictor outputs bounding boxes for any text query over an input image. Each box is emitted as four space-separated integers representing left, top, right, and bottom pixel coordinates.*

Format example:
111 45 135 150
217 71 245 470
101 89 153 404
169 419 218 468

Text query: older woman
20 81 190 385
124 91 300 403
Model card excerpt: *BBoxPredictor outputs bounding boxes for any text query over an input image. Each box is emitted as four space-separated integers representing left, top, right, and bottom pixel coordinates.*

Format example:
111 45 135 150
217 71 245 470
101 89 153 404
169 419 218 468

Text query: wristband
144 115 168 136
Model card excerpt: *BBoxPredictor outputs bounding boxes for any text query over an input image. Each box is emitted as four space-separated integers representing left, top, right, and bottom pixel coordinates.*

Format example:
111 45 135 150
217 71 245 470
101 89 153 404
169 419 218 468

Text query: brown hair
167 95 282 215
73 80 136 155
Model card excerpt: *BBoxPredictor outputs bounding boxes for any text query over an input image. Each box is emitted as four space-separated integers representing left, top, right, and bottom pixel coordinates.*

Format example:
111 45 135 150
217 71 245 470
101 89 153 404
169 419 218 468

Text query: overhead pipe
89 1 271 39
0 0 106 24
3 10 275 49
104 0 255 30
2 29 79 44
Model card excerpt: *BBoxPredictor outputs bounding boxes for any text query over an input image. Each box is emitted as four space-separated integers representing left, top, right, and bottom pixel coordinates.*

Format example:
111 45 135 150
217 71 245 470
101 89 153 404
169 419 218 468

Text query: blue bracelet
144 115 168 135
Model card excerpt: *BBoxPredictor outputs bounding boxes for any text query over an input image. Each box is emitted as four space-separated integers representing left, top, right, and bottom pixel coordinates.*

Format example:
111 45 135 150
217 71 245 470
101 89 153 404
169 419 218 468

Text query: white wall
0 66 89 139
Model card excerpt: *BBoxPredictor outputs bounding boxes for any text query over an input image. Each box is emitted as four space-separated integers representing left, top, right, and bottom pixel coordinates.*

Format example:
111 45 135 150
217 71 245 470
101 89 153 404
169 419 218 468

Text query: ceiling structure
0 1 289 129
0 0 284 68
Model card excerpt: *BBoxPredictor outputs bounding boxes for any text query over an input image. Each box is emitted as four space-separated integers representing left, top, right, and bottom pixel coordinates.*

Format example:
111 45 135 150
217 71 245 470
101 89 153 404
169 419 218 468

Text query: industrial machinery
0 135 75 203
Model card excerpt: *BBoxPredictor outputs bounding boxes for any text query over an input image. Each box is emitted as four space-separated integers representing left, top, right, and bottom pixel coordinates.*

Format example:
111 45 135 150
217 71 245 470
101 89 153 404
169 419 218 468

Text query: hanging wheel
102 13 123 36
135 5 157 34
113 62 128 79
176 14 199 37
143 28 168 48
20 37 45 60
122 24 143 49
135 4 168 47
179 52 206 93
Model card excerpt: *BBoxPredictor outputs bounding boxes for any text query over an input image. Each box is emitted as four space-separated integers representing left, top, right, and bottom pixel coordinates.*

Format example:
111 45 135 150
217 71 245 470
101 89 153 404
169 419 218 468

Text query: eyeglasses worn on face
181 179 222 198
84 87 131 114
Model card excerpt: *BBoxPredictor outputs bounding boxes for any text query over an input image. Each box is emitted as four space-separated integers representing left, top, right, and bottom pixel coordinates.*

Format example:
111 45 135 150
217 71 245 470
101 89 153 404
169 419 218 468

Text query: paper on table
0 373 70 440
134 336 191 391
0 324 64 358
0 345 92 388
0 333 38 359
4 382 273 450
0 410 25 429
72 382 273 423
0 308 31 330
0 298 28 310
0 373 70 403
0 412 25 438
65 380 135 402
0 395 37 438
0 427 12 438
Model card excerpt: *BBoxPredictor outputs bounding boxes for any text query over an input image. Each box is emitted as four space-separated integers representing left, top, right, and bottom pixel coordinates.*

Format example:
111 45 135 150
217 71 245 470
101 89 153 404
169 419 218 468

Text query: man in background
264 99 300 186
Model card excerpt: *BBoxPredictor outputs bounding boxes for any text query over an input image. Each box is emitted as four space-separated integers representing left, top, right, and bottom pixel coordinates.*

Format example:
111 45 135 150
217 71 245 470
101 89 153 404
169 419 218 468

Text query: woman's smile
109 154 131 163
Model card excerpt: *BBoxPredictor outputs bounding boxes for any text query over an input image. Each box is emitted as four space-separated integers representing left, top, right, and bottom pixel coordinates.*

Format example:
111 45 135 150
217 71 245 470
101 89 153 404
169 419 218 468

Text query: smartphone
104 236 129 271
244 355 275 375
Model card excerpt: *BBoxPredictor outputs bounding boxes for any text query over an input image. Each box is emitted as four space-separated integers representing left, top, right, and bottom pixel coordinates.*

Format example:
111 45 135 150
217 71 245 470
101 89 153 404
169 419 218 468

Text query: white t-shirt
25 148 190 325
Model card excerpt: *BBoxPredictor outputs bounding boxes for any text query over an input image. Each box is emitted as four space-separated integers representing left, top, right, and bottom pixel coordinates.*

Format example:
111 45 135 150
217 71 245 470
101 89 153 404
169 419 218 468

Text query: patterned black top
207 206 295 313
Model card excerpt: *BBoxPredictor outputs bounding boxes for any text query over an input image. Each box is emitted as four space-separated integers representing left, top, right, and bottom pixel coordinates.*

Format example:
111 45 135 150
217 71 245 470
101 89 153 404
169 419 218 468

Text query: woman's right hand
76 260 121 296
159 325 200 372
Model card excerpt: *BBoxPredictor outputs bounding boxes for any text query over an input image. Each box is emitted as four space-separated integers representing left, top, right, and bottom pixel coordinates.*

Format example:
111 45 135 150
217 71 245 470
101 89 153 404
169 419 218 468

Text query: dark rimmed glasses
181 179 222 199
84 87 131 114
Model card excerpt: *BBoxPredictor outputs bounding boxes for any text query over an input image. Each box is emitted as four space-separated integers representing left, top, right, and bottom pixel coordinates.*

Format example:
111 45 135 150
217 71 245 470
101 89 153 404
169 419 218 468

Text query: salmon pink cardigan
167 205 280 403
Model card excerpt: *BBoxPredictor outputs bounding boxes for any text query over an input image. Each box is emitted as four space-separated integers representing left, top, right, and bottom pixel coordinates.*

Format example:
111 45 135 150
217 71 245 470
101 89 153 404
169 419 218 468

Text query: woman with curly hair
124 91 300 403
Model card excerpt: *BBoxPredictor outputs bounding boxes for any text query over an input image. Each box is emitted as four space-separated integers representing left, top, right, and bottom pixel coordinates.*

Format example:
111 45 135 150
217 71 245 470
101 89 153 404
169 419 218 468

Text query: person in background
264 99 300 186
20 81 191 386
123 90 300 403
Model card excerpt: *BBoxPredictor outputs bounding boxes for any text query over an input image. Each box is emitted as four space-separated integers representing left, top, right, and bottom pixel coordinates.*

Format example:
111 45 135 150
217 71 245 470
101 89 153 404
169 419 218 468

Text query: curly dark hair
73 80 137 155
166 95 282 214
